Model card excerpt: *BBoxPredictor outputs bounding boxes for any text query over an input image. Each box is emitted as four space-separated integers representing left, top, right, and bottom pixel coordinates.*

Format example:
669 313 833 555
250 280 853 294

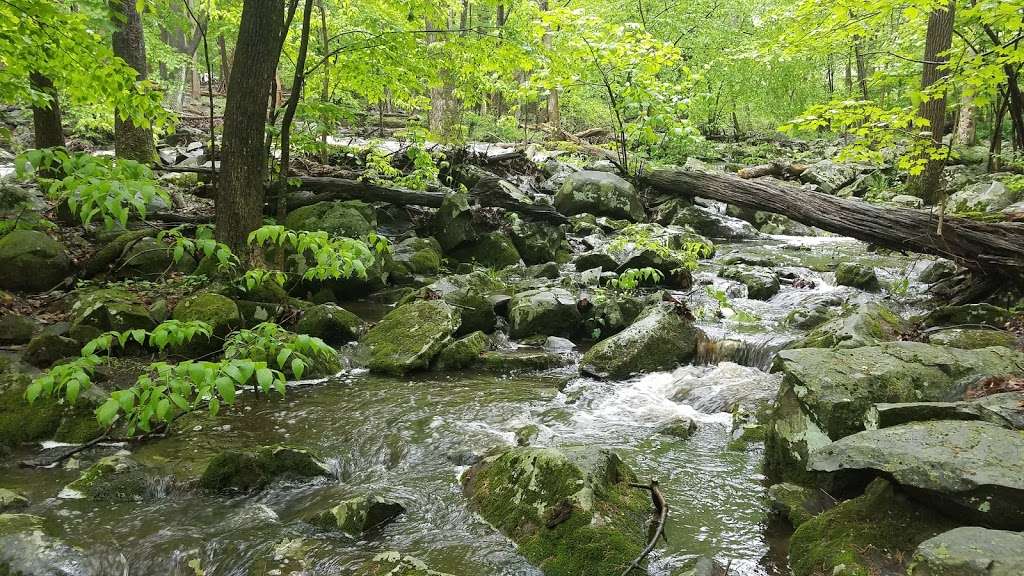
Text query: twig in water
621 479 669 576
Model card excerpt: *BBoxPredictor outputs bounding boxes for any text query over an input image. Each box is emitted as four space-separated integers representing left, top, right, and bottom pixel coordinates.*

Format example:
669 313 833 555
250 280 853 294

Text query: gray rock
890 194 925 208
306 495 405 535
508 215 565 264
918 259 958 283
799 160 857 194
658 417 697 439
948 179 1017 213
580 303 702 379
508 287 581 339
718 264 780 299
927 328 1018 350
791 302 907 349
834 261 879 290
809 421 1024 528
555 171 645 221
413 271 504 335
360 300 461 374
670 205 759 240
0 230 72 292
918 304 1013 330
910 527 1024 576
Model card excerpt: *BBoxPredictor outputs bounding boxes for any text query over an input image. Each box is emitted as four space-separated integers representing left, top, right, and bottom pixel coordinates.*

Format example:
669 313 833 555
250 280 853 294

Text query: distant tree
109 0 157 163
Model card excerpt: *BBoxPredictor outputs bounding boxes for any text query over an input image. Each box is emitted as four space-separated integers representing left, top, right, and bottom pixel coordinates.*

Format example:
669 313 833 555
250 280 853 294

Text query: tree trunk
907 0 954 205
29 72 65 149
853 35 869 100
645 168 1024 277
216 0 284 257
989 93 1007 172
844 51 853 94
316 0 330 161
110 0 156 163
217 34 231 92
956 92 976 146
276 0 314 225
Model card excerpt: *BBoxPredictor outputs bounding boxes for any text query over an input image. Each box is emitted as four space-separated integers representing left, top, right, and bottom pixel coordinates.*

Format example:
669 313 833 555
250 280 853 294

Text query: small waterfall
696 334 791 371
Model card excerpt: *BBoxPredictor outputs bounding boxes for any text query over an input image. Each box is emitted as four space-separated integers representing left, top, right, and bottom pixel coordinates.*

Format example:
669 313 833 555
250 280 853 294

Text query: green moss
0 489 28 513
306 496 405 534
449 235 522 269
834 262 879 291
199 445 331 493
0 370 62 449
357 552 457 576
61 453 148 501
361 300 461 375
294 304 365 344
285 200 376 238
789 479 956 576
433 331 489 370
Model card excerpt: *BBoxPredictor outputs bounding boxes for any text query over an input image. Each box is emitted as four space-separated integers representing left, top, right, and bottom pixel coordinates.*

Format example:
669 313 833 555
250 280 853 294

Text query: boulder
918 259 958 284
658 417 697 439
411 272 503 335
555 171 645 221
918 304 1014 330
508 215 566 264
767 482 834 527
808 420 1024 528
69 288 155 342
449 234 521 269
0 489 27 513
430 191 476 251
433 331 489 370
764 342 1024 484
584 293 645 338
461 447 650 576
718 265 780 300
834 261 879 290
508 287 582 339
948 179 1018 213
0 314 38 346
284 200 376 238
23 333 80 368
669 205 759 240
789 478 955 576
387 236 442 282
360 300 460 374
799 160 857 194
927 328 1017 350
172 291 240 334
59 452 149 501
910 527 1024 576
791 302 907 349
0 513 87 576
295 304 365 345
199 445 332 492
581 304 702 379
116 236 196 277
306 495 405 535
0 364 102 448
0 230 72 292
478 349 566 372
890 194 925 208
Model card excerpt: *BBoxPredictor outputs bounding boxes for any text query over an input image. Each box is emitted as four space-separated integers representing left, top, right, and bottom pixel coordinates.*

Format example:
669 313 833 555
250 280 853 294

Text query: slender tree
216 0 285 257
109 0 156 163
276 0 315 224
908 0 954 204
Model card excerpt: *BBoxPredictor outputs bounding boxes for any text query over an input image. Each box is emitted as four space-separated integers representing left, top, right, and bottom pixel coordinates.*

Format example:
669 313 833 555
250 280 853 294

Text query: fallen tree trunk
736 161 807 180
645 168 1024 276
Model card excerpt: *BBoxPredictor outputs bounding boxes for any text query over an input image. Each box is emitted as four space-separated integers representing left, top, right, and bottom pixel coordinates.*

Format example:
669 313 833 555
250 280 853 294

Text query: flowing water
2 235 933 576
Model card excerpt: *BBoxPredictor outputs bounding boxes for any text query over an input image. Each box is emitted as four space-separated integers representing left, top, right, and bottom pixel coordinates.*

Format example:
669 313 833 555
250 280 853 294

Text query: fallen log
645 167 1024 277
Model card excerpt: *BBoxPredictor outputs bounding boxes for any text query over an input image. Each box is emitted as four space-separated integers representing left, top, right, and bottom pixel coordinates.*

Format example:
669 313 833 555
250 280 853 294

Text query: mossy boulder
658 417 697 439
581 304 702 379
809 420 1024 529
295 303 365 345
0 363 102 449
927 328 1018 349
69 288 156 342
284 200 376 238
791 302 908 349
948 179 1017 213
799 159 857 194
358 552 457 576
23 333 80 368
767 482 834 527
449 234 522 269
430 191 476 251
789 478 956 576
718 264 780 300
834 261 879 290
556 171 645 221
0 513 85 576
764 342 1024 485
360 300 461 374
59 452 149 501
508 288 581 339
433 331 489 370
387 236 442 282
306 495 405 535
0 230 72 292
171 291 241 353
909 527 1024 576
917 304 1014 330
508 216 566 264
116 236 197 277
0 489 28 513
583 293 645 338
410 272 504 335
917 259 958 284
0 314 38 345
199 445 332 492
461 446 651 576
669 205 759 240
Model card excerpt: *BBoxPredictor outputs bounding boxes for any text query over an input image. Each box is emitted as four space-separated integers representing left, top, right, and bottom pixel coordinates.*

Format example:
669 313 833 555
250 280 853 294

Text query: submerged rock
359 551 457 576
767 482 834 527
909 527 1024 576
461 447 650 576
789 478 955 576
0 230 72 292
508 287 581 339
718 264 780 300
0 513 88 576
834 261 879 290
306 495 405 535
581 304 701 379
478 349 566 372
808 420 1024 528
764 342 1024 485
658 417 697 439
59 452 149 501
295 303 365 345
361 300 460 375
555 171 645 221
0 489 27 513
199 445 332 492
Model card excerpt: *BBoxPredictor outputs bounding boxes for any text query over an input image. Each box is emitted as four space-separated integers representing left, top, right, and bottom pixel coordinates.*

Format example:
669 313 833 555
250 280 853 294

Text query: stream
2 233 934 576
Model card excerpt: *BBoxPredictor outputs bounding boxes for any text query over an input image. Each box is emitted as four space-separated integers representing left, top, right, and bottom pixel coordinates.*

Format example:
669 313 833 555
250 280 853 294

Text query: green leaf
97 398 121 425
215 376 236 404
256 368 273 392
291 358 305 380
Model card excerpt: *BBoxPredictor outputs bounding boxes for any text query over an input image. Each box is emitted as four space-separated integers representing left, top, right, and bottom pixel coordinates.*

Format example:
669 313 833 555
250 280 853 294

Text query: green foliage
15 148 170 228
606 267 663 292
160 225 238 272
608 224 711 271
248 224 382 282
223 322 336 381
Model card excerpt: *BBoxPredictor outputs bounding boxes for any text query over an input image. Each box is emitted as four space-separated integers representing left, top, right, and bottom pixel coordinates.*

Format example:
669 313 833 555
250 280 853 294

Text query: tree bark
645 168 1024 276
109 0 156 163
216 0 284 257
217 34 231 92
853 35 869 100
29 72 65 149
275 0 315 225
907 0 955 204
956 92 976 146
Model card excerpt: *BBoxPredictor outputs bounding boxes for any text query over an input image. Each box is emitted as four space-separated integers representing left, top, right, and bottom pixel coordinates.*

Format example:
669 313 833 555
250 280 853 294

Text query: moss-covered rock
669 205 759 240
767 482 834 527
834 262 879 290
433 331 489 370
581 304 701 379
508 288 581 339
361 300 461 374
927 327 1018 349
408 271 505 335
116 236 197 277
917 259 958 284
0 489 28 513
799 159 857 194
0 362 102 449
285 200 376 238
556 171 645 221
0 230 72 292
508 215 566 265
306 495 405 535
294 303 365 345
789 478 955 576
909 527 1024 576
449 234 522 269
718 264 780 300
461 446 650 576
59 452 149 501
22 333 80 368
0 314 38 346
199 445 332 492
764 342 1024 485
917 304 1014 330
69 288 155 342
658 417 697 439
170 291 241 354
583 293 644 338
791 302 908 349
809 420 1024 529
387 236 443 282
357 552 457 576
430 191 476 251
478 349 566 372
0 512 87 576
